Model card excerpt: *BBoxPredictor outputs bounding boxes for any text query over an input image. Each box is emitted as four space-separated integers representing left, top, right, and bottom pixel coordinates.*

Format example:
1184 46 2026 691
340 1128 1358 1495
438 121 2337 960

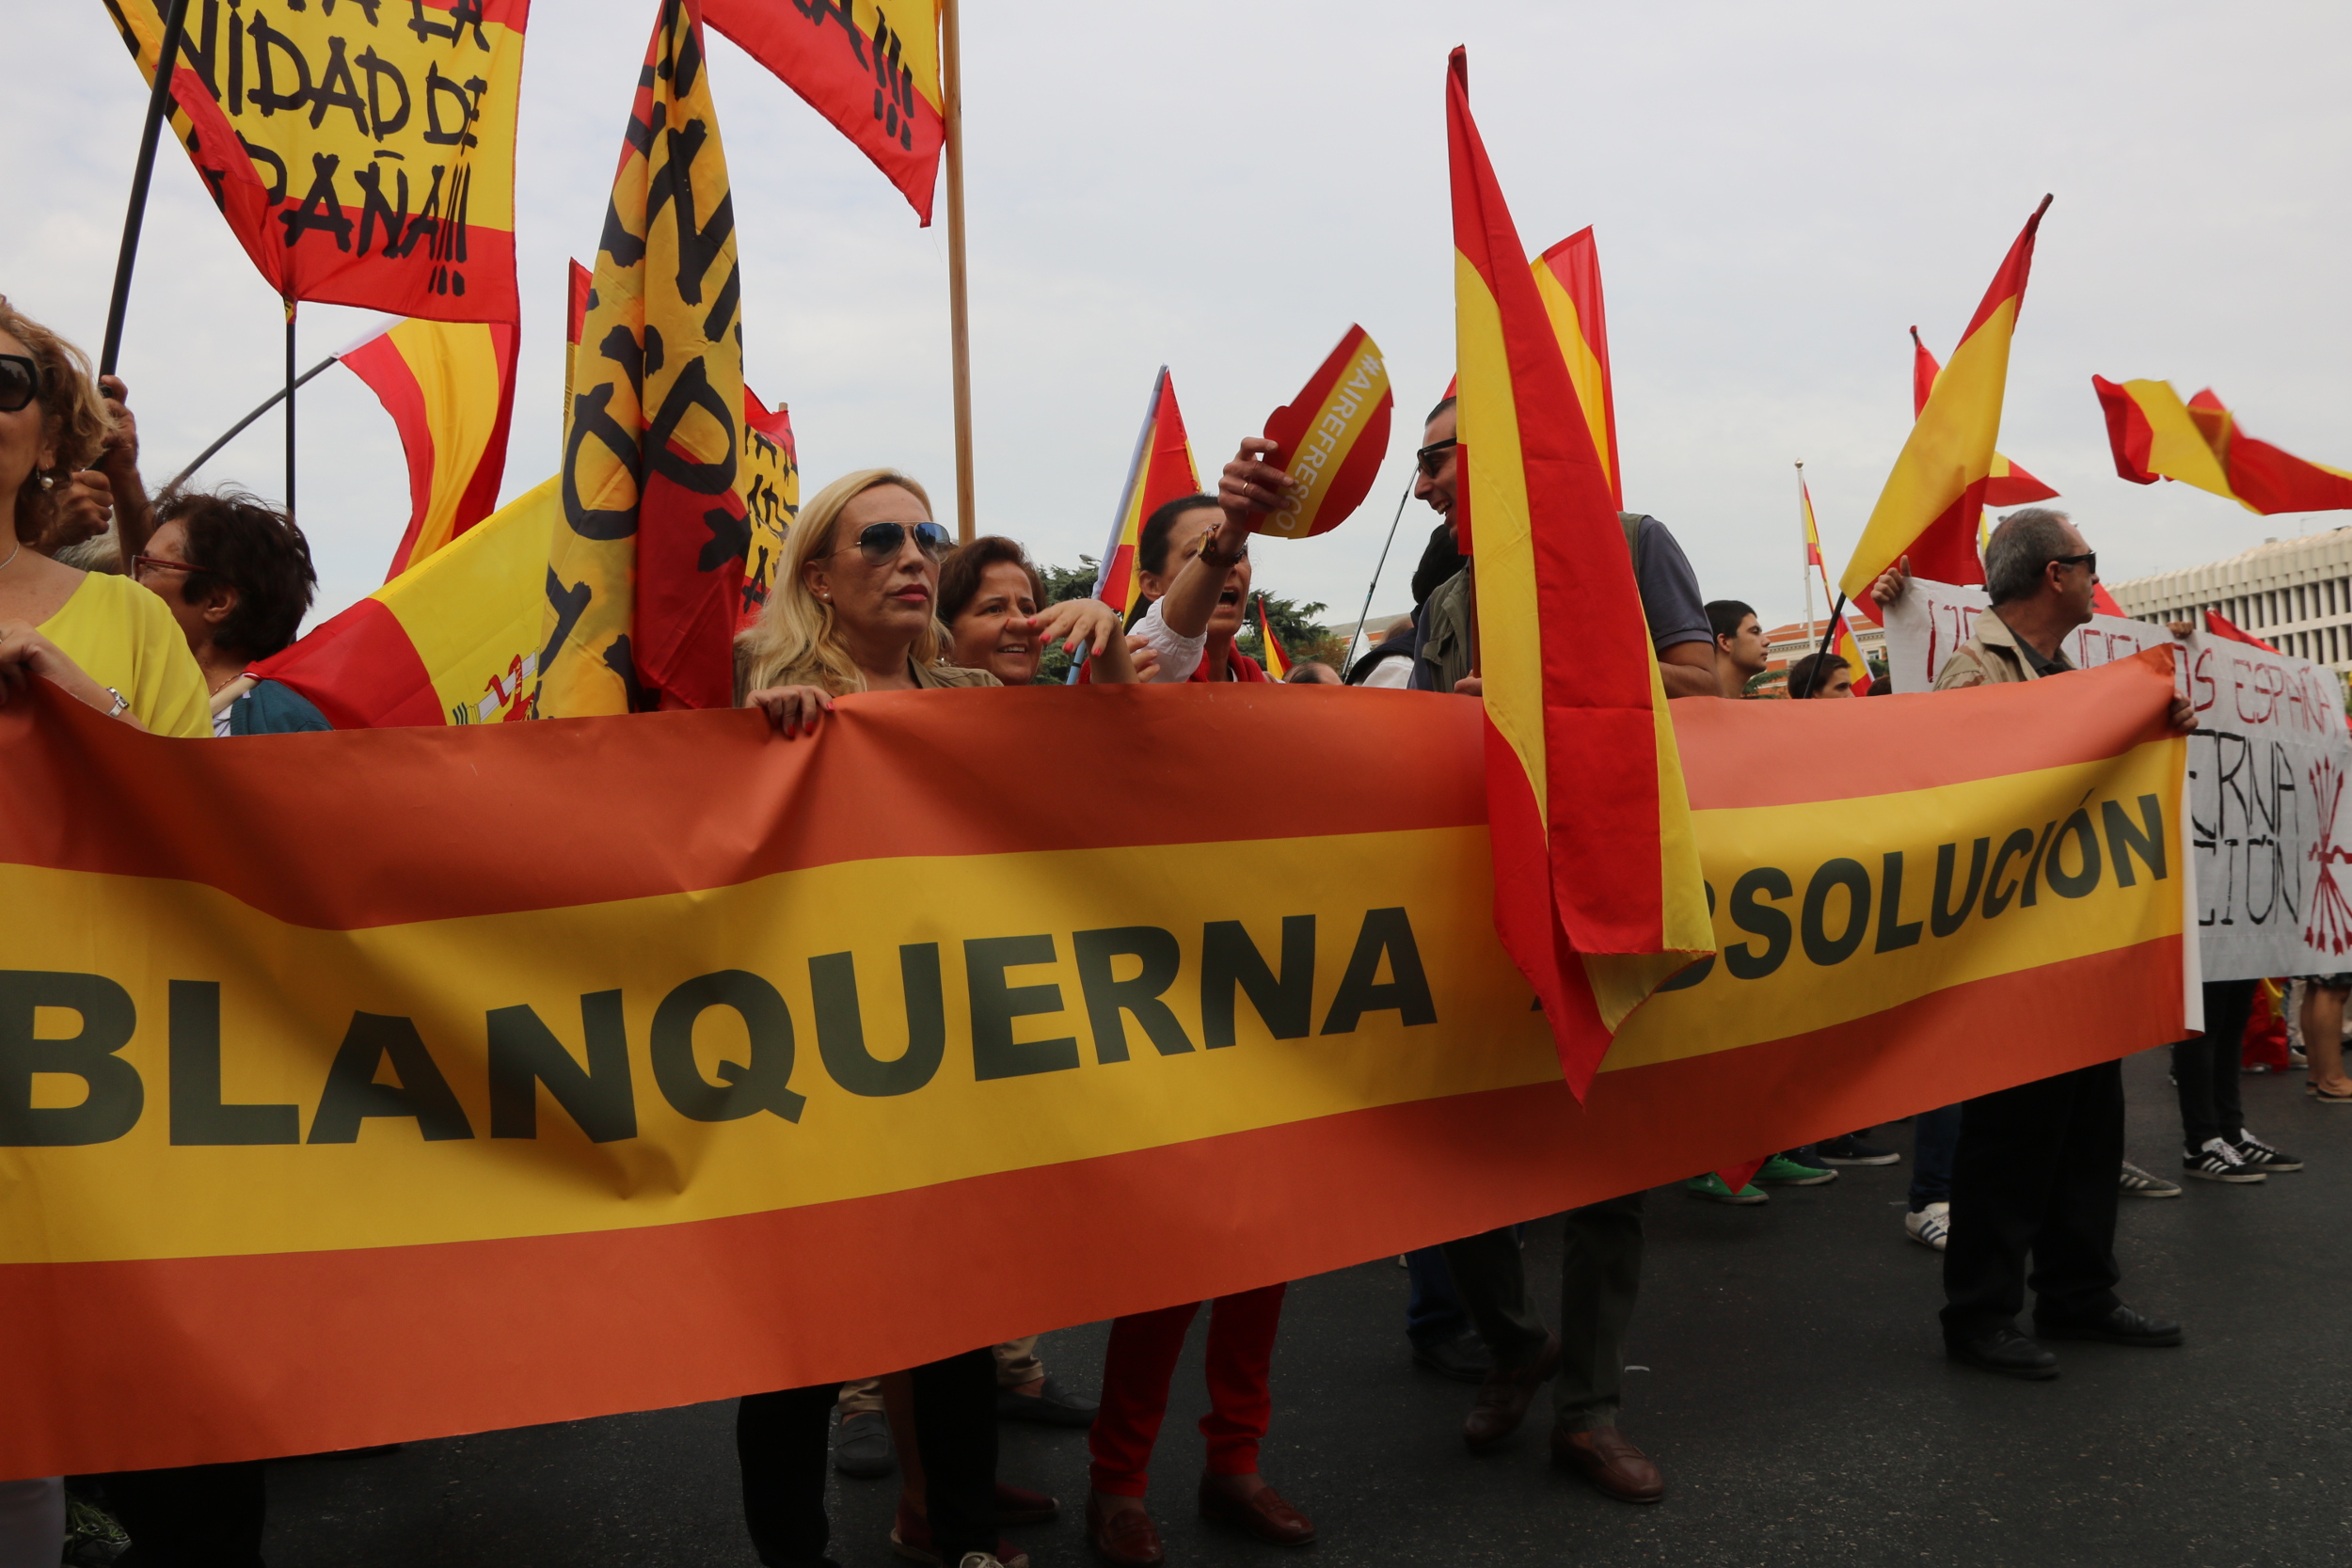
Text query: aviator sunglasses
0 354 40 415
834 520 951 564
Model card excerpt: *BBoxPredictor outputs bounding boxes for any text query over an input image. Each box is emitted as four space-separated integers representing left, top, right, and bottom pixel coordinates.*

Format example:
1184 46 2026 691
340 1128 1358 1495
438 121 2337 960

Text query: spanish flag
2093 378 2352 516
1531 228 1623 512
538 0 752 717
1910 327 2056 507
1092 369 1200 622
1839 198 2052 617
704 0 945 224
340 320 520 579
104 0 531 324
1447 49 1711 1092
1800 481 1871 694
1254 595 1292 680
2202 608 2279 654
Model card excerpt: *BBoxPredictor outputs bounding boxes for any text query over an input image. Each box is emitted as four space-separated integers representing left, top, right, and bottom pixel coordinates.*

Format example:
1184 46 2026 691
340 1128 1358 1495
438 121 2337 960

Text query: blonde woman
739 468 1136 736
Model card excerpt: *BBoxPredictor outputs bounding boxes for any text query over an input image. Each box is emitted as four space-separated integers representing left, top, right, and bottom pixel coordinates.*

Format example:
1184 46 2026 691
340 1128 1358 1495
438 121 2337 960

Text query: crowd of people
0 296 2330 1568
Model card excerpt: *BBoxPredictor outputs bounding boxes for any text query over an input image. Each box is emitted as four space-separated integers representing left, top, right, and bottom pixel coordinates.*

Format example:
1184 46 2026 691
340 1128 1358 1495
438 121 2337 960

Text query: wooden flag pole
940 0 976 542
100 0 193 377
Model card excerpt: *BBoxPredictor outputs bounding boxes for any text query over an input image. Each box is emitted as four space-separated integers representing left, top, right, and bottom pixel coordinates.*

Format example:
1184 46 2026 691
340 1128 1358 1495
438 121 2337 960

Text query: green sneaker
1682 1173 1769 1205
1755 1153 1837 1186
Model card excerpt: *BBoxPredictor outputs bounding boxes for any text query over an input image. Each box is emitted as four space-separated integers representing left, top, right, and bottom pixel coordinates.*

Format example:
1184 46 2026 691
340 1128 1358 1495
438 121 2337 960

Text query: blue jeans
1405 1246 1467 1348
1909 1103 1963 1211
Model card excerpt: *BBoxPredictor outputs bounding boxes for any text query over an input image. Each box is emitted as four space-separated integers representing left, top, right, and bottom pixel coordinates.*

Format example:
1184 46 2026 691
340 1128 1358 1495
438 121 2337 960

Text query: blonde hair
1 296 115 545
734 468 947 698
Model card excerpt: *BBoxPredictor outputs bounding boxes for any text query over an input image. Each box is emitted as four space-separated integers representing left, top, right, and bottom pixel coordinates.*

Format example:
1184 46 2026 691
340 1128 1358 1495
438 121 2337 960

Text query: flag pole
1798 461 1814 648
1799 591 1848 698
940 0 976 543
284 303 297 523
99 0 192 376
164 355 339 492
1343 472 1418 674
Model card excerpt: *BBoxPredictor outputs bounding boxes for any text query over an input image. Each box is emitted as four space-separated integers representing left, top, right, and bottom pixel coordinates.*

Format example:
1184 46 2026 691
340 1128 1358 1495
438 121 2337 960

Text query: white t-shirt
1129 598 1206 684
1359 656 1412 689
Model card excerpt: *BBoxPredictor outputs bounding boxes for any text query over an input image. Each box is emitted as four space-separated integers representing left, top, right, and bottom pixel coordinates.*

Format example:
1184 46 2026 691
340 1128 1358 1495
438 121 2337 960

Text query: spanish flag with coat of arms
1445 49 1712 1094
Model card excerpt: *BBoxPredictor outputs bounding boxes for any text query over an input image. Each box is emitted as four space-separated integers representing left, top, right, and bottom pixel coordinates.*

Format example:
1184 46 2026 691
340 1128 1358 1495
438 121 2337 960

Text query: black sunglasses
834 520 950 564
0 354 40 415
2052 551 2098 578
1415 437 1457 478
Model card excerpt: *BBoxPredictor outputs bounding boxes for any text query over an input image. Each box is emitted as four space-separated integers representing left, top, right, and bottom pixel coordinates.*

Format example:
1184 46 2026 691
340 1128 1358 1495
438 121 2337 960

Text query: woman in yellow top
0 297 207 736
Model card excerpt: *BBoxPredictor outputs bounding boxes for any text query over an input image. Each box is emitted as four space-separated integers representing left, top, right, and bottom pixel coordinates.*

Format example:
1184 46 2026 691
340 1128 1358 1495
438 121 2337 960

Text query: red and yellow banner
1092 368 1200 621
2093 377 2352 516
341 317 520 578
1840 198 2051 616
1910 326 2056 508
103 0 531 322
1448 48 1710 1091
539 0 750 716
1532 228 1622 512
1255 326 1394 541
0 653 2189 1477
704 0 945 224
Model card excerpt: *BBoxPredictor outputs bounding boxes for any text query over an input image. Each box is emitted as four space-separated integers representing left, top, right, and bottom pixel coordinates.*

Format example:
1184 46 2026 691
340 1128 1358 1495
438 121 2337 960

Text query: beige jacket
736 648 1000 705
1931 610 2069 691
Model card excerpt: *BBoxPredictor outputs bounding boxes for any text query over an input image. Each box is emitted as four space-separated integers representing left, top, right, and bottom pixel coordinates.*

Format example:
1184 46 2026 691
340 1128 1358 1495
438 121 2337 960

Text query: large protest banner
1 655 2188 1477
1886 579 2352 977
103 0 531 321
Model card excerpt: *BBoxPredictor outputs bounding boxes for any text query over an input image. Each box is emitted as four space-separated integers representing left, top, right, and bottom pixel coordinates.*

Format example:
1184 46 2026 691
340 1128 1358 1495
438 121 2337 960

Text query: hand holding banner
1253 326 1393 540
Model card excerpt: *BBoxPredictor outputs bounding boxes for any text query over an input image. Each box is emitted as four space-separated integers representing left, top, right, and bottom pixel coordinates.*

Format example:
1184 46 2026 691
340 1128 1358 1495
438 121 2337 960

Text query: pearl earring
38 471 56 492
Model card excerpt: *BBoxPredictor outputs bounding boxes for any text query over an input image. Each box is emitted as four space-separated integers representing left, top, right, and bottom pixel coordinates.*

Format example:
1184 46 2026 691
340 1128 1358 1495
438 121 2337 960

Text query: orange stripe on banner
1675 649 2178 810
0 934 2178 1478
0 685 1486 929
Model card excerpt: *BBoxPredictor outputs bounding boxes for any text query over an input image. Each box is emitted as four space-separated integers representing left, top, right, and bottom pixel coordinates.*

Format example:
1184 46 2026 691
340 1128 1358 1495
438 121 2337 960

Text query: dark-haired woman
1123 439 1298 687
135 486 330 735
939 533 1149 686
0 296 207 737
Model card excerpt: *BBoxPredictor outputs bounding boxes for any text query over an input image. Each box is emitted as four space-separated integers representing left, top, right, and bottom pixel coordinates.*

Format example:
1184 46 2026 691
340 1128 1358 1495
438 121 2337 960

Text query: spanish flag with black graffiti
537 0 751 716
103 0 530 323
0 652 2186 1477
1446 48 1713 1093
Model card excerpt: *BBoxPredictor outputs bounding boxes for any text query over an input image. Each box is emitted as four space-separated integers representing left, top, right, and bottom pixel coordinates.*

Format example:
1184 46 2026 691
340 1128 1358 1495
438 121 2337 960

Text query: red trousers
1087 1283 1286 1497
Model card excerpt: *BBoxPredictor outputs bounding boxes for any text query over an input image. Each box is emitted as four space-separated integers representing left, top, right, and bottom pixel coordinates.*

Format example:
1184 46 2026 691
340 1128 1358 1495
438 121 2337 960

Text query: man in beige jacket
1873 508 2194 1380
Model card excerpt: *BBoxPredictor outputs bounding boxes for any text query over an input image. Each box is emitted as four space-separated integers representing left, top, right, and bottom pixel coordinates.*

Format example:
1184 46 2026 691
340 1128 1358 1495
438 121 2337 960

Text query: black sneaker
2232 1129 2303 1172
834 1409 895 1478
1815 1133 1901 1166
2184 1137 2265 1183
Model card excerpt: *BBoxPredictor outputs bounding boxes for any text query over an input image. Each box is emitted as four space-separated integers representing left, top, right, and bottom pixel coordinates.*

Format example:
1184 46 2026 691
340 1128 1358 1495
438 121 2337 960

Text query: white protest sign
2184 630 2352 981
1880 577 2169 692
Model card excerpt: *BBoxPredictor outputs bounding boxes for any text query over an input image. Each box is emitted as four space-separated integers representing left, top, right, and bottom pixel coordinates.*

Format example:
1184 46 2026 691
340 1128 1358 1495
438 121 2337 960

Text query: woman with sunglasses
731 467 1026 1568
0 297 207 738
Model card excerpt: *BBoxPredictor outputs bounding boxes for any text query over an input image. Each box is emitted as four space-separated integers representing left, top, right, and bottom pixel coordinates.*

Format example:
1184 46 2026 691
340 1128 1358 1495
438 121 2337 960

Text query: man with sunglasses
1873 507 2198 1380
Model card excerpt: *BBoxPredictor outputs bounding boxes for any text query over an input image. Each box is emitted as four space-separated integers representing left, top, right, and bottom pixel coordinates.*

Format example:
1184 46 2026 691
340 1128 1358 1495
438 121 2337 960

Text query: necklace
0 538 19 574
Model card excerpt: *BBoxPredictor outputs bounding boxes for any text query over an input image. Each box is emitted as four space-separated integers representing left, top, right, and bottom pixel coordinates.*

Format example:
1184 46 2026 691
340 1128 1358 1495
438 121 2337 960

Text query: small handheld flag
1090 369 1200 620
1255 595 1293 680
1256 326 1394 541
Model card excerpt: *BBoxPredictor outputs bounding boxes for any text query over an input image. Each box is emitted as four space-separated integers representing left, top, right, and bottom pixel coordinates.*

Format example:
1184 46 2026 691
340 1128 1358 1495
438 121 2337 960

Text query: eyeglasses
131 555 197 581
834 520 950 565
0 354 40 415
1415 437 1457 479
2052 551 2098 578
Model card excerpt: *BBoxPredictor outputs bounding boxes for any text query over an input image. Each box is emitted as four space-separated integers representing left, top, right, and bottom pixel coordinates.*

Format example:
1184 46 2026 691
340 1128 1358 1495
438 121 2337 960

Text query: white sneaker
1905 1202 1949 1252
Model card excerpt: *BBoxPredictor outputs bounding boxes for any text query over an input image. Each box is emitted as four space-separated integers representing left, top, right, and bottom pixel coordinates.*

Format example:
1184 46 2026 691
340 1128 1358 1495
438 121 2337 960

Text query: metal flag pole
1343 472 1420 674
1799 461 1815 647
940 0 976 542
99 0 193 376
284 303 297 522
1799 591 1849 698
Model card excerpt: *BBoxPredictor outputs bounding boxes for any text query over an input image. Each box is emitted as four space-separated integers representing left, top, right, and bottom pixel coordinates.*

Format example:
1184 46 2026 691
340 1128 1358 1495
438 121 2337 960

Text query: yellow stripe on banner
1454 252 1546 817
0 828 1554 1267
1609 740 2184 1069
1529 263 1613 499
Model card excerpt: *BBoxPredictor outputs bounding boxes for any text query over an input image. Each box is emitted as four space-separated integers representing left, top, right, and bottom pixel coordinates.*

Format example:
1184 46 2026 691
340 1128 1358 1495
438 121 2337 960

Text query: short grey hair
1983 508 2076 606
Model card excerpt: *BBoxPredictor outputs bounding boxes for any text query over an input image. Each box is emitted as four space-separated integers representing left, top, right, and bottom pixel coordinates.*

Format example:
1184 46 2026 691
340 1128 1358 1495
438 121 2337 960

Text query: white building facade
2107 527 2352 675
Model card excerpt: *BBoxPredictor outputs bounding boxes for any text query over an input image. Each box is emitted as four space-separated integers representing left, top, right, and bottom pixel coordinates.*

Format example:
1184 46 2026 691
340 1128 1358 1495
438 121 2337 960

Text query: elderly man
1874 507 2194 1379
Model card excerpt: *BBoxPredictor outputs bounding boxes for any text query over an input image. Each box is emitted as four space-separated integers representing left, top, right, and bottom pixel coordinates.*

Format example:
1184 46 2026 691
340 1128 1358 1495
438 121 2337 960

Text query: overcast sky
8 1 2349 643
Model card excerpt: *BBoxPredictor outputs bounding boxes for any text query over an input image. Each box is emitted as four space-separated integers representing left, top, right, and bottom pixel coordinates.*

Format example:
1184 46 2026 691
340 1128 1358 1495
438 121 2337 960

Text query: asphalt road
247 1048 2352 1568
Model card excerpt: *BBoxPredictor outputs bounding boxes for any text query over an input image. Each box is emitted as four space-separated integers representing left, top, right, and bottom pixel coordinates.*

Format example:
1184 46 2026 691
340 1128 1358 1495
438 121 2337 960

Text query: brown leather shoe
1085 1492 1165 1567
1549 1425 1665 1503
1463 1331 1559 1452
1198 1475 1316 1545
